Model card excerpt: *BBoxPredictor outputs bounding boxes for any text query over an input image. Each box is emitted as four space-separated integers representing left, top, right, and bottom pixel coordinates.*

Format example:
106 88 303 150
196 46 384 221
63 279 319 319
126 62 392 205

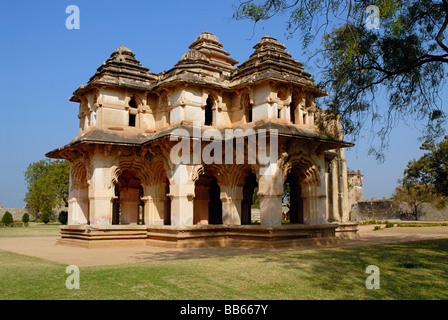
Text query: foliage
0 212 13 226
24 159 69 216
397 222 448 227
22 213 29 224
58 211 68 225
402 135 448 208
374 226 381 230
40 211 50 224
233 0 448 158
359 219 383 225
392 183 433 220
385 221 395 228
251 186 260 208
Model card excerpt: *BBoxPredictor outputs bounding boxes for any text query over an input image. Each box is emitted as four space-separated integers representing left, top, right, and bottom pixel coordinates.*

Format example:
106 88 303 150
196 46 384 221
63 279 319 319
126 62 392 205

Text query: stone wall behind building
0 202 31 221
350 198 448 221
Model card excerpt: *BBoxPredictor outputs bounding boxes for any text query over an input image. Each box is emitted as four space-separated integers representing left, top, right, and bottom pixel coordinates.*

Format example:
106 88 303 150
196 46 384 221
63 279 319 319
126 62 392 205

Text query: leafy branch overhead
233 0 448 159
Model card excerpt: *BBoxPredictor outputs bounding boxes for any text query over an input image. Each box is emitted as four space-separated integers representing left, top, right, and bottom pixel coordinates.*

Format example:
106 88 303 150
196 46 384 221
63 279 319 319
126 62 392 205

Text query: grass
0 222 61 237
1 239 448 300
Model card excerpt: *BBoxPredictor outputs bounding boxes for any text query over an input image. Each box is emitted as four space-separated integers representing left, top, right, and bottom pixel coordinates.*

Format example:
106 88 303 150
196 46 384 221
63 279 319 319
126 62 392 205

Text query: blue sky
0 0 439 208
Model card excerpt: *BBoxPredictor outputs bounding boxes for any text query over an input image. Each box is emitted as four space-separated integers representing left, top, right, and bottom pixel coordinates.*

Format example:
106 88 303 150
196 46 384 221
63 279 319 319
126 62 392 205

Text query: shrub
1 211 14 226
374 226 381 231
22 213 30 224
58 211 68 225
386 222 395 228
11 222 23 227
40 211 51 224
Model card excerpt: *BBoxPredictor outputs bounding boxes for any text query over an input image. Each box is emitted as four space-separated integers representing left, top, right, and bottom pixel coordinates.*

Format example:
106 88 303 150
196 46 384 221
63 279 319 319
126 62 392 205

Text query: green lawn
1 239 447 300
0 223 61 237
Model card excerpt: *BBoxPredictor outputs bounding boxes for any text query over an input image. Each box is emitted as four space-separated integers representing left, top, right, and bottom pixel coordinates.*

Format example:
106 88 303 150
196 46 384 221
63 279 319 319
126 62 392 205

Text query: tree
22 213 30 224
401 135 448 208
392 183 432 220
41 211 51 224
24 159 69 216
233 0 448 158
1 211 14 226
58 211 68 225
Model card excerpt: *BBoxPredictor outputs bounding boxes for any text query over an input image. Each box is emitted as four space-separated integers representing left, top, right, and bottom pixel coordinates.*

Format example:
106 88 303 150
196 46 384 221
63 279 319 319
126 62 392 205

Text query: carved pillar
258 164 283 227
88 153 115 225
220 185 243 225
119 187 140 225
142 184 165 225
170 164 195 226
68 182 89 225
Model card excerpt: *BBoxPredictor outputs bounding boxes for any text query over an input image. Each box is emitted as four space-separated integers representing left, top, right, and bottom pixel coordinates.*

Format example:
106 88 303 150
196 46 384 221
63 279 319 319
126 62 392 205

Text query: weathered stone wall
350 199 399 221
0 202 31 221
350 198 448 221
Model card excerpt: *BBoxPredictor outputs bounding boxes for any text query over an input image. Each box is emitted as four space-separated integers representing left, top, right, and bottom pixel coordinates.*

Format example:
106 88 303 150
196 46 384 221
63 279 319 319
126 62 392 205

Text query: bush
41 211 51 224
58 211 68 225
1 211 14 226
374 226 381 231
385 222 395 228
11 222 23 227
22 213 30 224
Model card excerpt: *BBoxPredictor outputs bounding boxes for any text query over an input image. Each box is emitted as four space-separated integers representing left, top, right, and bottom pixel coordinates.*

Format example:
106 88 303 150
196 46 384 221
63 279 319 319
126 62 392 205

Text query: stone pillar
170 164 195 226
89 187 114 225
142 184 165 225
259 193 283 227
119 187 140 224
220 185 243 225
330 158 341 221
302 159 327 225
68 185 89 225
258 164 283 227
88 154 115 225
338 148 350 222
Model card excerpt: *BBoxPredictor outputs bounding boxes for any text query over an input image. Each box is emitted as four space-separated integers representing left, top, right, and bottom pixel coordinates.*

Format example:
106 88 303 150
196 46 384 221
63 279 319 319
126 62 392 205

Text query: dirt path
0 225 447 267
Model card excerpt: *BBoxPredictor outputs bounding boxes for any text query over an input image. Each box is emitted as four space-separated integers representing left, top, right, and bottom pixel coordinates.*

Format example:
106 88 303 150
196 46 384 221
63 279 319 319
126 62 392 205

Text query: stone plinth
57 223 346 248
58 224 147 248
335 222 360 239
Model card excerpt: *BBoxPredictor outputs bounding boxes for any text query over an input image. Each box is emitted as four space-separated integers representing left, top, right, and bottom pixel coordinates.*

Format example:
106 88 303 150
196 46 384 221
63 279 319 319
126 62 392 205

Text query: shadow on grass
256 239 448 299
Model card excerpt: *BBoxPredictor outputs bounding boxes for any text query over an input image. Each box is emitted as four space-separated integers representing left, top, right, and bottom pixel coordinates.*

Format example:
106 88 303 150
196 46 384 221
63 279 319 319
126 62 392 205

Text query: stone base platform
58 223 358 249
335 222 360 240
58 225 148 248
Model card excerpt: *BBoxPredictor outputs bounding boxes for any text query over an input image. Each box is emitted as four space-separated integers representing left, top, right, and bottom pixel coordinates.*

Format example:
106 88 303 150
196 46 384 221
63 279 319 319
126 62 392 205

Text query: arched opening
164 178 171 225
246 104 253 123
205 96 213 126
128 97 137 127
194 170 222 225
241 170 258 225
290 102 296 124
112 184 120 225
241 93 253 123
129 97 137 109
277 90 286 120
114 169 143 225
290 92 300 125
283 169 304 224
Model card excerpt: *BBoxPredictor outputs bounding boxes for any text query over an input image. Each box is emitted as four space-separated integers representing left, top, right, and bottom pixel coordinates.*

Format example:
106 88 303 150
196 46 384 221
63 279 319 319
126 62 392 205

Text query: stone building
348 170 364 210
46 32 358 247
